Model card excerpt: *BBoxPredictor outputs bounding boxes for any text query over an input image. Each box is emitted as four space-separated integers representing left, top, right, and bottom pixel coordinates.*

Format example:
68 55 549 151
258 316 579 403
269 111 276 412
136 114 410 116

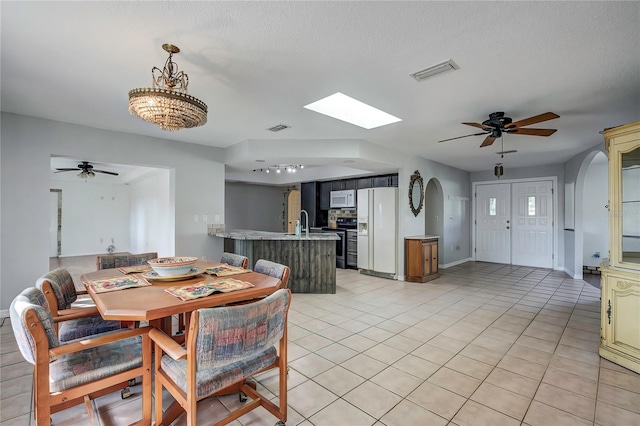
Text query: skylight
303 92 402 129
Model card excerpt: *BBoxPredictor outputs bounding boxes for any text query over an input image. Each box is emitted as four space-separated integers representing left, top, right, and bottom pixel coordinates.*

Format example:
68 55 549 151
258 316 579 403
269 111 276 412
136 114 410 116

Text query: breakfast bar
211 229 339 293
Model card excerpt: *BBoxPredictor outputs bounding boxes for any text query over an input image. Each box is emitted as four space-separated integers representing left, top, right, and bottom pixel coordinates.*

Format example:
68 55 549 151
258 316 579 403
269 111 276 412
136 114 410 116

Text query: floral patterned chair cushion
10 287 59 364
96 252 158 270
220 252 249 268
36 268 121 342
159 288 289 398
254 259 290 289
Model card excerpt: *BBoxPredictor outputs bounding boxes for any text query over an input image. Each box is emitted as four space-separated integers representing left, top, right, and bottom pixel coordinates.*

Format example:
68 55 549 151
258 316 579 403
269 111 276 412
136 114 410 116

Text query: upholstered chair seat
36 268 121 342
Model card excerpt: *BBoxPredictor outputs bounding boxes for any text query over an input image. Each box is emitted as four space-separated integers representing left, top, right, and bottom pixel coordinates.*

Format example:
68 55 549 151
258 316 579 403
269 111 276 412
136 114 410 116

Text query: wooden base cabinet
599 121 640 374
405 236 439 283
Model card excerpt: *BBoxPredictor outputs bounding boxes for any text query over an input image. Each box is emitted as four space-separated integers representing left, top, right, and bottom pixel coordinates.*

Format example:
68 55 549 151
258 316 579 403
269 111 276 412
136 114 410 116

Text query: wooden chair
96 252 158 270
150 289 291 426
9 287 152 426
254 259 290 290
220 252 249 268
36 268 121 342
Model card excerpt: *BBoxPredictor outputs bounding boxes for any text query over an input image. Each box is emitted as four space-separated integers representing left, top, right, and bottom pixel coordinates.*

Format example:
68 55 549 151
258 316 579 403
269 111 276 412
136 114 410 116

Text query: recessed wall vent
267 124 290 132
410 59 458 82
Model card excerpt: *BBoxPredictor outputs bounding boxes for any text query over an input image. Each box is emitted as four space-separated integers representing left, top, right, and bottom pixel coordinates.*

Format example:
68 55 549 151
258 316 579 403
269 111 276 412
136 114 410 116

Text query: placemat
85 275 152 293
165 278 255 301
206 264 251 277
118 265 152 274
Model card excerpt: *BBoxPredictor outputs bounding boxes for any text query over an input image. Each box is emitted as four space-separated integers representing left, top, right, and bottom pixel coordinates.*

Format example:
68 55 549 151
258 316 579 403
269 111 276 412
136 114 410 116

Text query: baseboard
560 266 582 280
0 309 9 319
440 257 472 269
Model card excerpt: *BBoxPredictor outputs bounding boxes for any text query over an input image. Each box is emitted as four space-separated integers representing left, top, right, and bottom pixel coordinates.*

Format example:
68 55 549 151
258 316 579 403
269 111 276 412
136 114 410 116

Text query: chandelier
253 165 304 174
128 44 207 131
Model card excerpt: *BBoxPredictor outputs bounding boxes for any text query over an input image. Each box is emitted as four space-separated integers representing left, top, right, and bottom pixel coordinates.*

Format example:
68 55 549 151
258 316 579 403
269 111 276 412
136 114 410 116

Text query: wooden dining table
81 260 282 336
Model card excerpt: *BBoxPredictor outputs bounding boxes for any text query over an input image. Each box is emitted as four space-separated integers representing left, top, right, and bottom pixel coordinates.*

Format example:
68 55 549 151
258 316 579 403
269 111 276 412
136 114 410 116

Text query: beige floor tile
293 333 333 352
444 354 494 381
257 365 308 393
370 366 423 397
495 355 546 381
0 413 32 426
286 380 338 418
514 335 558 353
308 399 375 426
358 326 395 342
559 334 599 352
393 354 441 380
452 400 521 426
485 367 540 398
313 365 365 396
542 367 597 399
427 367 481 398
343 380 403 419
315 324 354 342
380 399 448 426
289 353 335 378
522 326 563 343
407 381 466 420
288 324 313 341
412 343 457 365
598 367 640 394
337 320 371 334
340 353 388 379
597 383 640 414
314 342 358 364
0 392 32 422
549 354 599 381
470 382 530 420
470 334 513 353
523 401 592 426
458 344 504 366
363 343 406 365
506 344 552 365
398 326 438 342
375 319 410 334
428 334 469 353
533 383 596 421
594 400 640 426
383 334 422 353
555 344 601 366
287 341 312 361
339 334 378 352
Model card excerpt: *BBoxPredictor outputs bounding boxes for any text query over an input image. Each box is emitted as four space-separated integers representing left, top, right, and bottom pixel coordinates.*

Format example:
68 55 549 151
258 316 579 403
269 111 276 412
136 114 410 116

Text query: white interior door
476 184 511 264
287 190 301 233
511 181 553 268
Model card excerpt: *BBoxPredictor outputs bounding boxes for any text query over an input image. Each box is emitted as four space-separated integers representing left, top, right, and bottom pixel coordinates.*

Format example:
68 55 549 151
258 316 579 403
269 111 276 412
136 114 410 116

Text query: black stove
321 218 357 269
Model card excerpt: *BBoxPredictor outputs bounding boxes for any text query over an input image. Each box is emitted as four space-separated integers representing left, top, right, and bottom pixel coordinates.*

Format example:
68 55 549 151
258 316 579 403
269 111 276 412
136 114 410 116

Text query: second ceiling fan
438 111 559 147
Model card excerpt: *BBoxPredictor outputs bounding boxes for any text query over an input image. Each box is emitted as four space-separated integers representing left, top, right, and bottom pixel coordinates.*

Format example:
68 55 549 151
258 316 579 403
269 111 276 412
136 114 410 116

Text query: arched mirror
409 170 424 217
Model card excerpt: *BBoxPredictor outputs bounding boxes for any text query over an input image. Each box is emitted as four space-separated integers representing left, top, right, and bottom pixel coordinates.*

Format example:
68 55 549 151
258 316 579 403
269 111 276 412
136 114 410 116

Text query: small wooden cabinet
600 121 640 374
405 236 439 282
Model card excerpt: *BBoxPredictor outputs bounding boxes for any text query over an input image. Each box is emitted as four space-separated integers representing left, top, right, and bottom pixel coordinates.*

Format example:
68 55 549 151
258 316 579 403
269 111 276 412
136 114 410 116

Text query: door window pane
528 196 536 216
489 198 497 216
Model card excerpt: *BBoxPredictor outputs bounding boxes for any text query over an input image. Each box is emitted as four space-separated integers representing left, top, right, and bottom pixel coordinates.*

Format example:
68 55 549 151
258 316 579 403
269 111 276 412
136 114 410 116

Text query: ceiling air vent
267 124 290 132
410 59 458 82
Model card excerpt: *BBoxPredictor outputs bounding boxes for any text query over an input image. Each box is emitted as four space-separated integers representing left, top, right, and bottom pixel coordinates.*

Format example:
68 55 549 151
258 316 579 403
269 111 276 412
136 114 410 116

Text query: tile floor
1 260 639 425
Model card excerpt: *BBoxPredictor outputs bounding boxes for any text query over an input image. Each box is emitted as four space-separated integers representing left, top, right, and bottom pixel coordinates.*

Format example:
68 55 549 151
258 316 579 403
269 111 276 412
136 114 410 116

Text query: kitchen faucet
298 209 309 237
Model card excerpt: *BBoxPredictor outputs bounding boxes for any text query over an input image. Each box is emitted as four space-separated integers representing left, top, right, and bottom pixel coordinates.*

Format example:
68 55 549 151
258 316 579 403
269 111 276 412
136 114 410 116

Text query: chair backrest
220 252 249 269
192 289 290 371
10 287 60 364
36 268 77 311
96 252 158 270
254 259 290 289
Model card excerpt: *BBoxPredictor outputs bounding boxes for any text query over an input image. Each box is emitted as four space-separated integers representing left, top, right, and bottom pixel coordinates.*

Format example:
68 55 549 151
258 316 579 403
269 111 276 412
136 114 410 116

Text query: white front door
511 181 554 268
476 183 511 264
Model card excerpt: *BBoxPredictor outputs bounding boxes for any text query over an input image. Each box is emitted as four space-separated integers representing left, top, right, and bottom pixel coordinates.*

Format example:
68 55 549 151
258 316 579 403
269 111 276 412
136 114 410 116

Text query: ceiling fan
438 111 559 147
55 161 119 178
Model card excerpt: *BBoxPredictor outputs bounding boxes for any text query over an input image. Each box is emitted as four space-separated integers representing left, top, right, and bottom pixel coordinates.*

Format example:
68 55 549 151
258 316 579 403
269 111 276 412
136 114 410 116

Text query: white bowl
148 256 198 277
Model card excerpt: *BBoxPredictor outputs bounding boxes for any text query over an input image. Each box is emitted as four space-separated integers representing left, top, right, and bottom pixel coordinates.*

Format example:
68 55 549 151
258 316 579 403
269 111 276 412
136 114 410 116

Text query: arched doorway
287 189 301 233
424 178 444 261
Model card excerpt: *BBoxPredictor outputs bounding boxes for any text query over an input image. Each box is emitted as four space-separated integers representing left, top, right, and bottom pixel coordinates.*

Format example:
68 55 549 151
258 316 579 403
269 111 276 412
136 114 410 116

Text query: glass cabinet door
621 147 640 265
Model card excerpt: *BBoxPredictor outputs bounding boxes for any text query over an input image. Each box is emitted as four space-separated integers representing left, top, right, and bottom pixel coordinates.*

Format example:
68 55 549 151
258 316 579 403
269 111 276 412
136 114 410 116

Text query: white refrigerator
357 187 397 274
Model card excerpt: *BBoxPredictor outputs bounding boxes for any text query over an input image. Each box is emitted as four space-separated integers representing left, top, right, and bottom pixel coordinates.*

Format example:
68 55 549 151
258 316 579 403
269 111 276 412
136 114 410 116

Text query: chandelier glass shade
128 44 207 131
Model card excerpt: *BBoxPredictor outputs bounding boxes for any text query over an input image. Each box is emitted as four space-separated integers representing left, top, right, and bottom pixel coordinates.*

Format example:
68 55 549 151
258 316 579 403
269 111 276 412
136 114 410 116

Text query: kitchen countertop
211 229 340 240
405 235 440 239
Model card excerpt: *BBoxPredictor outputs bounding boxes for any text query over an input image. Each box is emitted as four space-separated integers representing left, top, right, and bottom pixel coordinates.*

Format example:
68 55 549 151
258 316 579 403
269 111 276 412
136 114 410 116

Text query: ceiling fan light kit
494 163 504 179
55 161 119 179
128 44 208 131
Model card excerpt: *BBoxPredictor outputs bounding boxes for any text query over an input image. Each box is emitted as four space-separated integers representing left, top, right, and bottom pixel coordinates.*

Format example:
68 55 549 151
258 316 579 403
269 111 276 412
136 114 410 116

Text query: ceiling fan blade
54 168 80 172
505 112 559 129
438 132 487 143
463 122 496 130
93 169 119 176
508 128 557 137
480 136 496 147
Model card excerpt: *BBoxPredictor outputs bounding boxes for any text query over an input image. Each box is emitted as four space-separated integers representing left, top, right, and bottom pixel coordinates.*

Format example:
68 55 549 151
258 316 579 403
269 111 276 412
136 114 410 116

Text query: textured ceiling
2 1 639 180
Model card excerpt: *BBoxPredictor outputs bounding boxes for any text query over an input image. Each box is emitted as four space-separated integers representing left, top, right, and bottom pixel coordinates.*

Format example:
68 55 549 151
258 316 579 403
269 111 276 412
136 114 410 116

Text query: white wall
582 159 608 266
129 169 173 257
225 182 286 232
50 179 132 256
1 113 225 311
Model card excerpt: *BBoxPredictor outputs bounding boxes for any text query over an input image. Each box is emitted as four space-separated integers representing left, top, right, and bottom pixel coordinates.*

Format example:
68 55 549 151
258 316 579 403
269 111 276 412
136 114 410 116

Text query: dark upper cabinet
344 179 356 190
357 177 372 189
319 181 332 210
391 174 398 187
301 182 318 227
373 176 391 187
331 180 345 191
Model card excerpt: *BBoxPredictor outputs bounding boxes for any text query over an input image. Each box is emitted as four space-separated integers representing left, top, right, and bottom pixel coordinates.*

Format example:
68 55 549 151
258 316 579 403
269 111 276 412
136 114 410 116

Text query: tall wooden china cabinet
599 121 640 374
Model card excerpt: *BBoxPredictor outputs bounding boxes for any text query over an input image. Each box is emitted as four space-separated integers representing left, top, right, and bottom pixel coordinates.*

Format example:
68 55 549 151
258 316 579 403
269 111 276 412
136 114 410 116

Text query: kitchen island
211 229 339 294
